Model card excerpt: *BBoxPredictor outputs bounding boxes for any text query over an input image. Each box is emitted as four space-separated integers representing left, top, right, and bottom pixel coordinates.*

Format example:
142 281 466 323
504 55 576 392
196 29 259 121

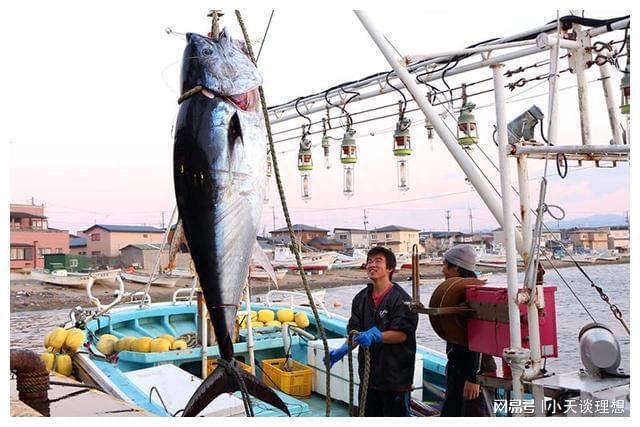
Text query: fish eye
202 48 213 56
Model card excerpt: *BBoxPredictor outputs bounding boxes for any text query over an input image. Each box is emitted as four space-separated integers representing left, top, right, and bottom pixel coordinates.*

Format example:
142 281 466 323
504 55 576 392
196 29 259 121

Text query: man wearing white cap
440 244 496 417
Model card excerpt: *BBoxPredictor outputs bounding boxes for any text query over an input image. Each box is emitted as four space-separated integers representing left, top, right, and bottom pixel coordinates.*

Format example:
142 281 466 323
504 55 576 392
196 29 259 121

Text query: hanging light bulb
457 100 480 148
297 127 313 202
321 118 331 169
393 112 412 192
340 128 357 197
264 149 273 204
425 92 435 142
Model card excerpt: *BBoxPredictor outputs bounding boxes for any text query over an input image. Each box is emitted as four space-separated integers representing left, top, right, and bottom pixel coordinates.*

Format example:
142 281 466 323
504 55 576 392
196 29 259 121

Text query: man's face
366 254 393 281
442 260 458 279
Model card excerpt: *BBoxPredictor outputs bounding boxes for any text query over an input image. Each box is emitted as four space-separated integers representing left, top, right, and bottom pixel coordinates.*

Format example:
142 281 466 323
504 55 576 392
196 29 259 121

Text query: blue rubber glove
323 343 349 368
353 326 383 349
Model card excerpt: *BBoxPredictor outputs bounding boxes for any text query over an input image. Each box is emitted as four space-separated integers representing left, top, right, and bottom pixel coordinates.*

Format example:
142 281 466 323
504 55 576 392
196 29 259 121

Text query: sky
4 4 631 236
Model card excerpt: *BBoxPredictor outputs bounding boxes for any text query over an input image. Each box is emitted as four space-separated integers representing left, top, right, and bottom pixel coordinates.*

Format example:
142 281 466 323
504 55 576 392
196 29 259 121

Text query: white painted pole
270 45 552 125
491 63 526 404
599 60 625 145
353 10 526 253
573 25 593 145
546 25 561 147
245 279 256 375
199 290 208 379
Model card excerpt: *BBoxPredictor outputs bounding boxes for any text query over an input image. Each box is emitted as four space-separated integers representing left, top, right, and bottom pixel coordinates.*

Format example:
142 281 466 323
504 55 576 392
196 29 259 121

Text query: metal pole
599 59 625 145
354 10 525 253
546 22 561 147
491 63 526 404
244 279 256 375
516 157 532 263
573 25 593 145
513 144 630 155
198 290 209 379
270 45 552 125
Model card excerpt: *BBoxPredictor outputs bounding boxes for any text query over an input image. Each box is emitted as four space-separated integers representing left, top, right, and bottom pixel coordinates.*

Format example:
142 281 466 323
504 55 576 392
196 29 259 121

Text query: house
81 224 165 257
369 225 422 255
333 228 370 250
69 236 88 255
10 202 69 269
120 243 192 271
567 227 610 251
307 237 345 252
608 225 630 252
270 224 329 245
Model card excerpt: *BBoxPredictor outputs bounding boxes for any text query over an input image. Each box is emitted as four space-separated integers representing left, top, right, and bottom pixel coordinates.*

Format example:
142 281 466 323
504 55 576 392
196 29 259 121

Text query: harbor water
11 263 630 375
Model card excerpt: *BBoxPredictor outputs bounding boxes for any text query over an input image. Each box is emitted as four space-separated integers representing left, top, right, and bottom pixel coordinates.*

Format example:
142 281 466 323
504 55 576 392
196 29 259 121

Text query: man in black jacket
325 246 418 416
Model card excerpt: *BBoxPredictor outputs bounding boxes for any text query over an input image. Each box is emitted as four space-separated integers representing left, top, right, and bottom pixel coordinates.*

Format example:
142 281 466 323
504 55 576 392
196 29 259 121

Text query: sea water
10 264 630 374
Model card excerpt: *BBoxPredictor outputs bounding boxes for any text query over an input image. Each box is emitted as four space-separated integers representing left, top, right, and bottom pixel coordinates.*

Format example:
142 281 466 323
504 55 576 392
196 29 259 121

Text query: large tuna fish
173 29 289 417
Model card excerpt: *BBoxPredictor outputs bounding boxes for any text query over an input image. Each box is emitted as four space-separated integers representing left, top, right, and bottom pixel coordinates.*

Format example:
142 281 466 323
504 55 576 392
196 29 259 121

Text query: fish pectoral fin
181 364 290 417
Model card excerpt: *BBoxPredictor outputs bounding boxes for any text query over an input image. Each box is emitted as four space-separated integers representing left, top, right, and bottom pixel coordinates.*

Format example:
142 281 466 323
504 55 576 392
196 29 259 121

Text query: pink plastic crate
466 284 558 358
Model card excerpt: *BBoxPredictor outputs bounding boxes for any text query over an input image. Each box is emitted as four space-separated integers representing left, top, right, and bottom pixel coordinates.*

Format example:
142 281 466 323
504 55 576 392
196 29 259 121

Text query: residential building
608 225 630 252
370 225 422 255
307 237 345 252
81 224 165 257
567 227 610 251
69 236 88 255
270 224 329 245
120 244 192 271
333 228 370 250
10 202 69 269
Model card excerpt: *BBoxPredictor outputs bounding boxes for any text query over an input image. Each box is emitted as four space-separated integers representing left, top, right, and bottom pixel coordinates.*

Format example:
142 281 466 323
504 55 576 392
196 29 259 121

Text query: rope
178 85 204 104
346 330 371 417
234 10 333 416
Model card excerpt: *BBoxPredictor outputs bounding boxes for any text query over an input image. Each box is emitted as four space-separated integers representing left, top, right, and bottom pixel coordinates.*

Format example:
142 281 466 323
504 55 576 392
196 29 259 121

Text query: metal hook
294 97 313 135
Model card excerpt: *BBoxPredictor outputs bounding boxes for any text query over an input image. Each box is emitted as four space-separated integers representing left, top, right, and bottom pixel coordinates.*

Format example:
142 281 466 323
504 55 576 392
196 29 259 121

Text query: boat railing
264 290 332 318
86 275 124 316
172 288 197 305
122 291 152 306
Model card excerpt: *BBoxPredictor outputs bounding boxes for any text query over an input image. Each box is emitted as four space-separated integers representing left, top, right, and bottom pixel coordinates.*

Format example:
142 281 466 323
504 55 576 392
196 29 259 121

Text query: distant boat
272 247 338 271
121 270 179 288
331 252 366 269
30 268 121 288
164 267 195 278
250 268 288 281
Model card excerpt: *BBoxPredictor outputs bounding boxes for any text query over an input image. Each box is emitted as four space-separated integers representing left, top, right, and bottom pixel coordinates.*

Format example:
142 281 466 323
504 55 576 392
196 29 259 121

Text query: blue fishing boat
68 289 447 417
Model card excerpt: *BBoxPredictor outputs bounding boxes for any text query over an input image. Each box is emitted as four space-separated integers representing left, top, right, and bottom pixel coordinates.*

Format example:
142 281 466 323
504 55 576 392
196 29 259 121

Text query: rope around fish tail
235 10 332 417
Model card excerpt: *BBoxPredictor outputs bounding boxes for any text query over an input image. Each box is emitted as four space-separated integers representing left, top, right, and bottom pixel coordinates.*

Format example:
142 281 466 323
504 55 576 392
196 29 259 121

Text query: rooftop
83 224 165 234
120 243 165 251
372 225 421 232
69 237 87 248
270 224 329 233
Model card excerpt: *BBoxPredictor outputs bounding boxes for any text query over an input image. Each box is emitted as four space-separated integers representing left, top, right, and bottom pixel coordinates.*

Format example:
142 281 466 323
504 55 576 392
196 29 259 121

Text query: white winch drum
578 323 621 376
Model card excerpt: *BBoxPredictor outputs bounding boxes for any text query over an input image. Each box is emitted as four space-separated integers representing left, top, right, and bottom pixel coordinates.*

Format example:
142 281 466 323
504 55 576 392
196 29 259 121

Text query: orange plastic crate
207 358 252 376
261 358 313 397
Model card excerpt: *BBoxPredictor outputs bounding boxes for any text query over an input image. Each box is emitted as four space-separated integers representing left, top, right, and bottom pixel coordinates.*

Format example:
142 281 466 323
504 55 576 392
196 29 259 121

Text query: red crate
466 284 558 358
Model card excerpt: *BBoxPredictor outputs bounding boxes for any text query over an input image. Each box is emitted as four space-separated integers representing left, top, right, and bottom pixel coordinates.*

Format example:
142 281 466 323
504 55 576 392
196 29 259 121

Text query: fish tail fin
182 362 290 417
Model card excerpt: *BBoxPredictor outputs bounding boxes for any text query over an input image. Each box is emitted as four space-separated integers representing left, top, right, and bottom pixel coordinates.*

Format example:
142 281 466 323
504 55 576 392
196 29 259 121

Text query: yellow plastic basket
207 358 252 376
261 358 313 397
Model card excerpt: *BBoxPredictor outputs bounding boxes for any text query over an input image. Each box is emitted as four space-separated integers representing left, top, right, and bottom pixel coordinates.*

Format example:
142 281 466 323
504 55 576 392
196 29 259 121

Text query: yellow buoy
115 336 137 353
157 334 175 344
100 334 119 343
333 301 343 308
250 311 258 320
55 354 73 376
295 312 310 328
171 339 188 350
44 331 54 350
64 328 85 353
40 352 55 371
49 327 68 351
96 338 116 356
150 338 171 353
277 308 295 323
266 320 282 328
252 321 265 328
130 337 153 353
258 310 275 323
